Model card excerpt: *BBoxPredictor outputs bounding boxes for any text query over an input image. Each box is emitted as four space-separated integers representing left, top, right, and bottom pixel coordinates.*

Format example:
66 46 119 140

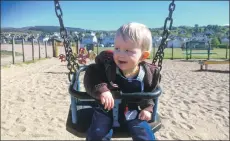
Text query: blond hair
115 22 152 52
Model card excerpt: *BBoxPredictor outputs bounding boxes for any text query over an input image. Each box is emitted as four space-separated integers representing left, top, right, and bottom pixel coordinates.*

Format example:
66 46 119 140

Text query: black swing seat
66 66 162 138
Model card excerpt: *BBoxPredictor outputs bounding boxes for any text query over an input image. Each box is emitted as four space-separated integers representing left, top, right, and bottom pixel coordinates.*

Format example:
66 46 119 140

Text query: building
81 32 98 45
101 35 115 46
221 37 229 45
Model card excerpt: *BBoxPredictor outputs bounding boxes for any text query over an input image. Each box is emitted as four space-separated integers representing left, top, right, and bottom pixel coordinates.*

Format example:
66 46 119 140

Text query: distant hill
1 27 32 32
1 26 86 33
1 25 229 39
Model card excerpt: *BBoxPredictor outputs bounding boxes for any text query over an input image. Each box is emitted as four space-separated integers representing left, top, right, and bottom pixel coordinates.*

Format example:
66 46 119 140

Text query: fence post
32 38 35 61
75 40 78 54
97 39 100 55
186 45 188 60
207 42 210 60
52 39 56 57
171 44 174 60
12 36 15 64
45 41 48 58
226 44 229 59
38 40 41 59
77 40 80 54
22 38 25 62
153 43 156 59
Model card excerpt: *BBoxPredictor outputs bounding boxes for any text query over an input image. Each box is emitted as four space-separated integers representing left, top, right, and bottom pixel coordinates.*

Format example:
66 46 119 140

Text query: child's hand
138 110 152 121
100 91 114 110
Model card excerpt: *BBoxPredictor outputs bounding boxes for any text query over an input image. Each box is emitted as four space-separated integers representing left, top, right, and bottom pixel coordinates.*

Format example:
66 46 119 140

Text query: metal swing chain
54 0 79 82
152 0 176 71
54 0 175 80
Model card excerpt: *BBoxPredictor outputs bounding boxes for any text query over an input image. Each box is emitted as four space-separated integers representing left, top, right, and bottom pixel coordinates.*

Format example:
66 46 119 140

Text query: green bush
211 37 220 47
218 44 229 48
211 44 217 48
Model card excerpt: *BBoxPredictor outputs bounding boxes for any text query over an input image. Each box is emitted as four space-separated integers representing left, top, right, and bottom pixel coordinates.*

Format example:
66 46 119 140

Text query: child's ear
141 51 150 60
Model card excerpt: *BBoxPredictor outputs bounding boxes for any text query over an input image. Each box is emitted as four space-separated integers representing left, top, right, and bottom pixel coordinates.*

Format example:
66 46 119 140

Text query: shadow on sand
44 72 69 74
192 69 229 74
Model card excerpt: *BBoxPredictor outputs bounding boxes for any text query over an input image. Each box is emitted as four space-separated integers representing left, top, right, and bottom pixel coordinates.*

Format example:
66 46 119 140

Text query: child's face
113 35 144 72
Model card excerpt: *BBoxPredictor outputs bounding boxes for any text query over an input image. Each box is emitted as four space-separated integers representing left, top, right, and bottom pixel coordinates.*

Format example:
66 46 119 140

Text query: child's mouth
118 60 127 64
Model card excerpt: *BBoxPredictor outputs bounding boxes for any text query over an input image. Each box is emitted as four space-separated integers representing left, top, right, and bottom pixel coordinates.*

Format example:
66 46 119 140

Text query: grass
1 50 22 57
163 48 229 59
92 47 230 60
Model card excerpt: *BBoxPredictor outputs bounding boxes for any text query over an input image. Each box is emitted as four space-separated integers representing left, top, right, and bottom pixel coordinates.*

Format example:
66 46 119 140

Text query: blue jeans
86 107 155 141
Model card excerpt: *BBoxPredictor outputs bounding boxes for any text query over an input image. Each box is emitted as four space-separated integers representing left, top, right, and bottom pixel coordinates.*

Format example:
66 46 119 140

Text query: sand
1 57 229 140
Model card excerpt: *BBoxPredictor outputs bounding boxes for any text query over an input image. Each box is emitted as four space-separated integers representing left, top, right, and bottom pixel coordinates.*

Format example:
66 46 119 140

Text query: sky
1 1 229 31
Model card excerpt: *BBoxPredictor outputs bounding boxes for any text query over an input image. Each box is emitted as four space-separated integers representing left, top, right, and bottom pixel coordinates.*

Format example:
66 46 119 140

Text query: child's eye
125 50 129 52
115 48 119 50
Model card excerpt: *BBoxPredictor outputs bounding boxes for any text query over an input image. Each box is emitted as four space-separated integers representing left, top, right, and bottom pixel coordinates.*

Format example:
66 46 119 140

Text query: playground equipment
59 48 97 64
57 45 97 65
54 0 175 138
59 54 66 62
75 48 97 65
198 59 230 70
183 41 217 60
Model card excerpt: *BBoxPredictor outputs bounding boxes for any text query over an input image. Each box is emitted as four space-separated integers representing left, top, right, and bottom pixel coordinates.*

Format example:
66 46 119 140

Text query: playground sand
1 58 229 140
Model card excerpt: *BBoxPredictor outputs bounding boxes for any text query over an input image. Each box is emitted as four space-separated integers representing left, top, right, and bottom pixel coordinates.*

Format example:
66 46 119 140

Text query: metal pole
45 41 48 58
32 38 34 61
22 38 25 62
207 42 210 60
226 44 228 59
186 42 188 60
76 39 79 54
12 36 15 64
38 40 41 59
75 40 77 55
52 39 55 57
97 39 100 55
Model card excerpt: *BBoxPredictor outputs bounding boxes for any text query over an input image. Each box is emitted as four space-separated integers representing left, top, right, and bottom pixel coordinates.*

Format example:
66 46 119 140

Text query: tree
211 36 220 47
151 31 159 36
194 24 199 34
95 32 101 40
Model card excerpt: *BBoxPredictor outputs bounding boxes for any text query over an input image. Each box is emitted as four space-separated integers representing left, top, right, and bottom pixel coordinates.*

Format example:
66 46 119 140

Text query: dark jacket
83 50 160 112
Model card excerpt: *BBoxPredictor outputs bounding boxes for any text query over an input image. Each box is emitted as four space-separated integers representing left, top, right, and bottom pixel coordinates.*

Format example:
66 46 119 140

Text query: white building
167 38 183 48
81 32 98 45
152 36 172 48
221 37 229 45
38 36 50 43
191 33 209 42
101 35 115 46
152 36 162 47
53 32 60 37
167 37 189 48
